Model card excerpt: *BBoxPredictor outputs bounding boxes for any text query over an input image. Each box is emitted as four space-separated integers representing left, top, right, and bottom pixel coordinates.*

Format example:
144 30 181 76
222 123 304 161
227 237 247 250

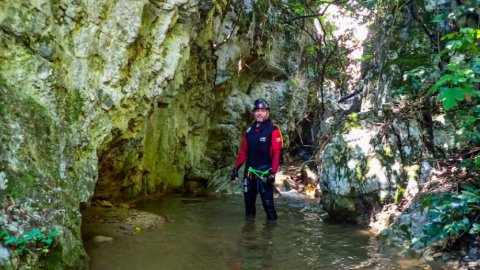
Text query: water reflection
82 195 424 270
228 219 277 269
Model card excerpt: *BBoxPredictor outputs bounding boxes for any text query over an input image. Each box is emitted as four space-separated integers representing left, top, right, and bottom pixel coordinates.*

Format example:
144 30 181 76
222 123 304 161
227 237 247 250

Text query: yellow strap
277 127 284 148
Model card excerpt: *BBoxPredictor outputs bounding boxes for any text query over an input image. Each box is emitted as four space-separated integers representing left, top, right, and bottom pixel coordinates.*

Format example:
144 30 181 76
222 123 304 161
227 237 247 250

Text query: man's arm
231 132 248 182
234 132 248 170
270 129 282 173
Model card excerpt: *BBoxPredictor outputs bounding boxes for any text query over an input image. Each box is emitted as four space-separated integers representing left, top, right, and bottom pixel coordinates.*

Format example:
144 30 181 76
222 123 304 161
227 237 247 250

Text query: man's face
254 109 269 123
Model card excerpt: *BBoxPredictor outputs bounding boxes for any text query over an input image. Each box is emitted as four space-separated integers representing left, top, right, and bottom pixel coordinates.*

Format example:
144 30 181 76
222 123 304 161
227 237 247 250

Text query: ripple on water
82 195 423 270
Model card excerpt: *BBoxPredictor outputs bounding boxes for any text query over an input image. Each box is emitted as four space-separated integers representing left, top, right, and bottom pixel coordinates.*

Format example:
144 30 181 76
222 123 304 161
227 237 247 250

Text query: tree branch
337 89 363 103
282 0 347 23
318 35 341 119
405 0 438 48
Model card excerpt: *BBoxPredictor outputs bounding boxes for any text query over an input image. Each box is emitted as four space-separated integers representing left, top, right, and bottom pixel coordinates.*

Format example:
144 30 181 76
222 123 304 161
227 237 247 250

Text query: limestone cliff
0 0 295 268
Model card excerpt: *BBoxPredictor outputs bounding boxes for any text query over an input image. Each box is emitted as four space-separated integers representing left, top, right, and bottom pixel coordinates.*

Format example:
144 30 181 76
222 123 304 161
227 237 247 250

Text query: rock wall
3 0 461 267
0 0 300 268
318 111 462 223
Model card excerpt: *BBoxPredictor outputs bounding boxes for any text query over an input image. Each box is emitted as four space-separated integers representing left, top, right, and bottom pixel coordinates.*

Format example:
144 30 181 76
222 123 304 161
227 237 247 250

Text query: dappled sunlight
347 159 358 170
366 157 387 185
319 4 370 86
391 161 401 172
343 128 374 154
433 114 446 124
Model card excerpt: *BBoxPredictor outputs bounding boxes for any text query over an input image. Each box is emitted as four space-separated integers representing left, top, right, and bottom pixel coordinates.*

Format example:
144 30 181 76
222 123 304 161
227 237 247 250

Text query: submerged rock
82 205 167 239
92 236 114 243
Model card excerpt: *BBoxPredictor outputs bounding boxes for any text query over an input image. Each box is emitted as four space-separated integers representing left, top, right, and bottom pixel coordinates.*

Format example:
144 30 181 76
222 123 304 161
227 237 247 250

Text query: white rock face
1 0 302 267
317 115 439 222
0 0 240 268
319 122 400 221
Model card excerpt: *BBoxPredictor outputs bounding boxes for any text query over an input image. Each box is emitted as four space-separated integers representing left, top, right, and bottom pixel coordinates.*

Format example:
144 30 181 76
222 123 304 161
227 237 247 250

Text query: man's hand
267 172 276 186
230 169 239 183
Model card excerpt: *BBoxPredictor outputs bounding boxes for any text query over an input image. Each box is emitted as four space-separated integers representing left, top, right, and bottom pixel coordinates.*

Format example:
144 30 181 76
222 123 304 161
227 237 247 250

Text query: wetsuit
233 119 282 220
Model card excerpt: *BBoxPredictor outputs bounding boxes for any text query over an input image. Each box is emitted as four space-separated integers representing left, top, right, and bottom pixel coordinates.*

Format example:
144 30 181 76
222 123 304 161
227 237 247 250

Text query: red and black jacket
233 119 282 173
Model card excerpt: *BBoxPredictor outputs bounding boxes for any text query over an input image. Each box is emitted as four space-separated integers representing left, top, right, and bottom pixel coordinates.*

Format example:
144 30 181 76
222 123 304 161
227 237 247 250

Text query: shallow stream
82 194 424 270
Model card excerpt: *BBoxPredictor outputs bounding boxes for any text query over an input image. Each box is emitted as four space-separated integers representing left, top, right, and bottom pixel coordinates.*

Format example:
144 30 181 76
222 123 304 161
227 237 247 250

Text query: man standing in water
231 98 283 221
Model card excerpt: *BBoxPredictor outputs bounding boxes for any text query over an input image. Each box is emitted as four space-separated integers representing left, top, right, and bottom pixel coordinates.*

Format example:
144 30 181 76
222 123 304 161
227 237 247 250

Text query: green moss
383 144 393 157
405 164 420 181
64 89 83 125
325 196 357 220
342 113 361 134
43 240 87 270
2 171 38 200
142 107 186 194
394 186 405 204
0 83 65 201
355 159 368 182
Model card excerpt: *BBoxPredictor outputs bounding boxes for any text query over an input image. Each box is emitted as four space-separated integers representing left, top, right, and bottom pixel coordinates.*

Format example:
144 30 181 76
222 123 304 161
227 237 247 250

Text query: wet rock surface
81 201 167 240
274 160 321 200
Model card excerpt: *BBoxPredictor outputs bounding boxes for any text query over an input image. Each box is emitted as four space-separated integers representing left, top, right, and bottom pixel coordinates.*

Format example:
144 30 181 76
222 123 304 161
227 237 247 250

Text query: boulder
318 117 403 222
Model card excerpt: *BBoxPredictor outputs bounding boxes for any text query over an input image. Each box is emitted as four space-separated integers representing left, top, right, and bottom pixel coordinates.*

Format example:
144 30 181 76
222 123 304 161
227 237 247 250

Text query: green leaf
24 234 33 242
427 210 441 220
441 97 458 110
451 75 463 84
459 158 473 168
460 83 477 97
29 229 41 240
43 238 53 245
4 236 17 245
447 63 460 72
462 184 477 193
442 31 459 41
48 230 60 238
429 75 454 93
458 68 474 77
469 223 480 234
460 27 475 36
438 87 465 110
35 233 45 241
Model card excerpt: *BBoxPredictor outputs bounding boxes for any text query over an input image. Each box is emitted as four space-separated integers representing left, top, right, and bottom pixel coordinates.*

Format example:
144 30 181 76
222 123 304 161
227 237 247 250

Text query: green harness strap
247 167 271 180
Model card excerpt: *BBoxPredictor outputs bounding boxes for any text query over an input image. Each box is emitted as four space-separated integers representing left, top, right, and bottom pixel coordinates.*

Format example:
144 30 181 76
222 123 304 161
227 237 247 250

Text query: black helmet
253 98 270 111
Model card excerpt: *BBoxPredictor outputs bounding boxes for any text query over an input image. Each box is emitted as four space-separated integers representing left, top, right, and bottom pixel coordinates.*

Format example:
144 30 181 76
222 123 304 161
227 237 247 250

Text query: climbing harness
247 167 271 182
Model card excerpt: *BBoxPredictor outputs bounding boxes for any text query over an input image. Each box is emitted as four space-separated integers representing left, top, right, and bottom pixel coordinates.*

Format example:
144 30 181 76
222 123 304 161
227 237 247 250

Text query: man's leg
258 179 277 220
243 177 257 217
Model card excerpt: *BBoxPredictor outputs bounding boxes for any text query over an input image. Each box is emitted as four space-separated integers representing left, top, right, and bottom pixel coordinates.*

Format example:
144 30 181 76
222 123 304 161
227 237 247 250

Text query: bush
0 228 59 256
413 184 480 246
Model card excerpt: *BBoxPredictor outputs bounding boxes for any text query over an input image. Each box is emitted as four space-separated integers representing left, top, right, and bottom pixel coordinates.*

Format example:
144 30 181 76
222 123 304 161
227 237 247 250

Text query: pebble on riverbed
93 236 114 243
